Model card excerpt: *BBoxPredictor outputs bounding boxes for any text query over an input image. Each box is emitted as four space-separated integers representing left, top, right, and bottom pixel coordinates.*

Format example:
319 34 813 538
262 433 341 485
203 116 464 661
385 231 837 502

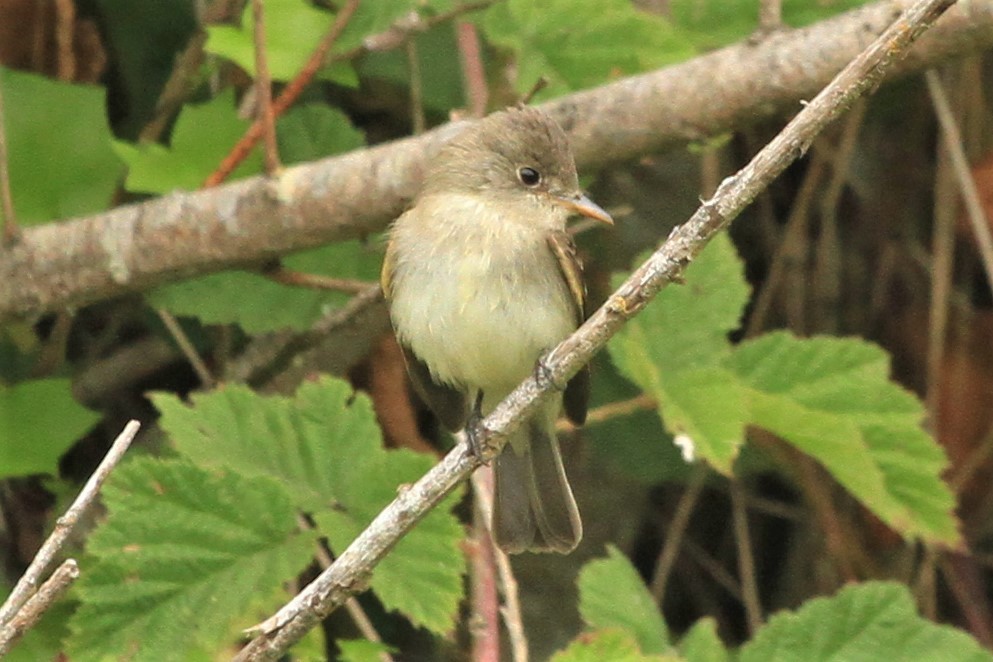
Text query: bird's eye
518 166 541 187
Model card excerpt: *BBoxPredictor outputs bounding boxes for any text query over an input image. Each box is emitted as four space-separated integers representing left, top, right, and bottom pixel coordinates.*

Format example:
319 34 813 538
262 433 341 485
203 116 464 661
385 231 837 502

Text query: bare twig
407 40 426 135
940 553 993 648
228 284 385 386
925 69 993 290
0 559 78 656
472 469 528 662
730 478 762 634
745 152 826 335
926 82 957 428
681 537 744 602
519 77 548 106
232 2 958 659
556 393 656 432
470 471 501 662
156 308 216 388
354 1 499 57
252 0 281 175
810 100 867 333
0 421 141 626
53 0 77 81
650 465 708 602
0 74 19 244
262 263 372 293
457 21 488 118
204 0 361 187
758 0 783 33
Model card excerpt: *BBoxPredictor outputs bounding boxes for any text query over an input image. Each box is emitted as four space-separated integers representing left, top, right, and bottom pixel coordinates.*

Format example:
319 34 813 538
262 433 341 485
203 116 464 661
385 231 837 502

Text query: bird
380 105 612 553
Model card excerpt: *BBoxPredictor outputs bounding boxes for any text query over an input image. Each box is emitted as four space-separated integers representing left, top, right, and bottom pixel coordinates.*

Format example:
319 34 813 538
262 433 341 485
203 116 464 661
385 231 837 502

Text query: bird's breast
388 204 575 397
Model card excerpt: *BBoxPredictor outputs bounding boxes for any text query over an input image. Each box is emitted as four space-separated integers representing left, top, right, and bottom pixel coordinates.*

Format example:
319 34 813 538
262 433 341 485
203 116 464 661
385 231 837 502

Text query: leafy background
1 0 993 660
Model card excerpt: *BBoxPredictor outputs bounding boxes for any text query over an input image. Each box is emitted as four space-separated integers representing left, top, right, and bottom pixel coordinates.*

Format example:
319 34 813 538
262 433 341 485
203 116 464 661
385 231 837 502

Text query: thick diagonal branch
0 0 990 323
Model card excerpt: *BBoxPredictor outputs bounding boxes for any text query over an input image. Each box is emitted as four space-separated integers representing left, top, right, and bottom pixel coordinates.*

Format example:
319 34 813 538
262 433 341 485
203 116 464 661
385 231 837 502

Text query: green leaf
146 238 381 333
114 90 262 193
578 546 670 654
206 0 429 82
277 104 365 164
585 358 688 484
151 376 466 634
206 0 335 81
739 581 993 662
67 458 316 662
0 379 99 478
678 618 727 662
0 67 121 225
727 332 960 544
608 234 751 472
339 638 398 662
480 0 695 99
552 629 676 662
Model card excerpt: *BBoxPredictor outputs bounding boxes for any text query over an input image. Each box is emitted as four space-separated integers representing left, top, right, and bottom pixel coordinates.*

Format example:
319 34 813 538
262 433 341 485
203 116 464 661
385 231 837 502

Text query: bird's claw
465 391 490 462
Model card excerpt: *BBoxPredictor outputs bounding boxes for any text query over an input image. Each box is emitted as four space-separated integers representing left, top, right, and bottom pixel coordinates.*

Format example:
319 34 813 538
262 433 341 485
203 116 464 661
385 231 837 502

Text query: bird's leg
465 390 488 461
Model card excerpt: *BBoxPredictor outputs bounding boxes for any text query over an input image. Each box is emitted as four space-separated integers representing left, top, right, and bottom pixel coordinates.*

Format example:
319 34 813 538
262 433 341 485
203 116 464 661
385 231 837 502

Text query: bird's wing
382 233 470 432
547 230 590 426
397 343 470 433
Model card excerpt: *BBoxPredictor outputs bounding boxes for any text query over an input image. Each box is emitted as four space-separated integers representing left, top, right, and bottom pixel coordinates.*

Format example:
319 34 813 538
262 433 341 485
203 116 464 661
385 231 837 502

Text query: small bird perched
381 106 612 553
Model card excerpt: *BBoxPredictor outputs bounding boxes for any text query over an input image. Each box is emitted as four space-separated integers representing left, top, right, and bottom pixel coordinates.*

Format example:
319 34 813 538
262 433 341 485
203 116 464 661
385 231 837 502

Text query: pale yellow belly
390 244 574 397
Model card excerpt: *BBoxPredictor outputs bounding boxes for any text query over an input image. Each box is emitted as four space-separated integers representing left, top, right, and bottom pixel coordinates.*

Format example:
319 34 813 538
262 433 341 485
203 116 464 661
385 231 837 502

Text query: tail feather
492 419 581 554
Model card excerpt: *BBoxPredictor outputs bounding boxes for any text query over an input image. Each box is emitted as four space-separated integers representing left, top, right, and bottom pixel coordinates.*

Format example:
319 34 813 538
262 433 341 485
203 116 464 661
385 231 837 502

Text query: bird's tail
491 418 581 554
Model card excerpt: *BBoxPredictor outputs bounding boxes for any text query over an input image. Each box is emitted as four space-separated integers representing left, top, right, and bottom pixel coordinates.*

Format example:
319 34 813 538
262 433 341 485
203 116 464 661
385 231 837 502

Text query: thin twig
810 100 867 333
758 0 783 33
232 284 385 386
406 40 426 135
925 69 993 293
925 82 957 429
0 74 19 244
262 263 373 293
795 454 859 581
470 470 501 662
354 0 499 57
681 537 743 602
0 559 79 656
744 152 827 336
471 468 528 662
650 465 707 602
53 0 76 81
730 478 762 635
456 21 488 118
914 546 939 619
939 553 993 648
951 427 993 494
156 308 215 389
0 421 140 626
519 78 548 106
556 393 656 432
204 0 361 187
227 1 960 656
252 0 282 175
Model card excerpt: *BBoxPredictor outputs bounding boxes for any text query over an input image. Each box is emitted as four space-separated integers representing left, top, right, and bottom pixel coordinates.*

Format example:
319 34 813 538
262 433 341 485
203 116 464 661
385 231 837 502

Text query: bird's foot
534 348 566 391
465 391 490 462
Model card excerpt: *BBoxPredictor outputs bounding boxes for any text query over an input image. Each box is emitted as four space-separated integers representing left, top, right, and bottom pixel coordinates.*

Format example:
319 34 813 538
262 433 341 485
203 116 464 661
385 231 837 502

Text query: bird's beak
553 193 614 225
